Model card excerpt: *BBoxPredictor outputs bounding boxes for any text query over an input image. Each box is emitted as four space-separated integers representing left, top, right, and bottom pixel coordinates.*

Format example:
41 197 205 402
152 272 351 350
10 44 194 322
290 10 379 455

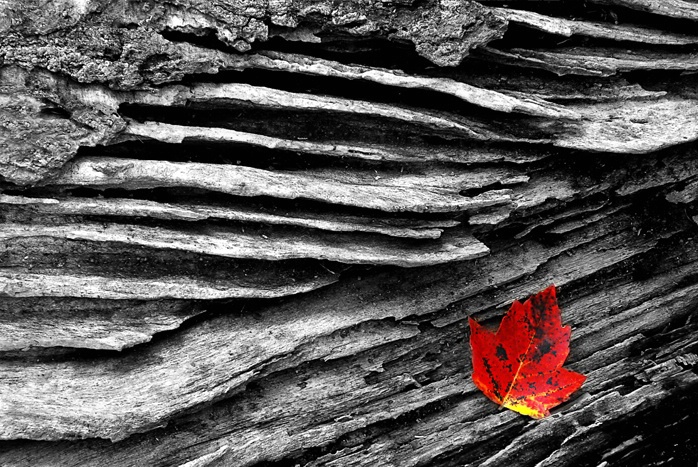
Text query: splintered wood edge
0 222 491 267
590 0 698 21
0 270 338 301
0 194 457 240
0 299 204 352
128 82 495 140
495 7 698 45
243 50 581 120
47 156 514 213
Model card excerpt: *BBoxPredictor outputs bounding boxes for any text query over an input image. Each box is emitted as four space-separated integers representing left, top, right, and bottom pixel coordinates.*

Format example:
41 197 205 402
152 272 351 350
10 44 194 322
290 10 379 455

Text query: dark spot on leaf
481 357 501 399
496 344 508 361
533 338 553 362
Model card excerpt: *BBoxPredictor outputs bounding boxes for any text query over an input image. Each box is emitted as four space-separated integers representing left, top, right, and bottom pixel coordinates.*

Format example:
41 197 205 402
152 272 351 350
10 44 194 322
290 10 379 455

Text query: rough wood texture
495 7 698 45
0 299 203 351
591 0 698 20
47 156 516 213
1 0 698 466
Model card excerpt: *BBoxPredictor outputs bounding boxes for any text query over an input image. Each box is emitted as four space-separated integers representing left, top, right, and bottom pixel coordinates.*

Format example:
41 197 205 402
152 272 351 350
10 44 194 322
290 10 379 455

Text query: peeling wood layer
121 120 535 166
0 194 458 239
481 47 698 77
0 221 489 268
216 50 581 120
591 0 698 21
127 82 503 140
496 8 698 45
46 156 514 213
556 98 698 153
0 299 203 351
0 270 336 301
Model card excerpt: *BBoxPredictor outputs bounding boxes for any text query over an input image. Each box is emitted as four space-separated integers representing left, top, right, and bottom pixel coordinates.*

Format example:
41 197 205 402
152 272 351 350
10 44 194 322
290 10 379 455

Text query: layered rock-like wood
0 299 203 351
1 0 698 466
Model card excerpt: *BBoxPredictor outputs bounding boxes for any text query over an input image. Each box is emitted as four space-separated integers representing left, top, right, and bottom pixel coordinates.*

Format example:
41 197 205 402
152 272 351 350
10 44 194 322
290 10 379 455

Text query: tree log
1 0 698 465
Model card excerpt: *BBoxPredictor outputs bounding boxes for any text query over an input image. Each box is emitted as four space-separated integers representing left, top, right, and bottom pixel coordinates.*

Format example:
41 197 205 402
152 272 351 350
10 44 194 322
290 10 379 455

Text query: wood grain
1 0 697 465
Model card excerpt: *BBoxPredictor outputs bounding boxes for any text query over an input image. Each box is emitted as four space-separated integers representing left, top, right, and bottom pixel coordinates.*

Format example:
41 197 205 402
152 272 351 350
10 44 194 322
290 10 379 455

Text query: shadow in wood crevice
165 66 559 126
254 36 436 73
117 101 557 144
76 136 411 171
584 382 698 466
489 21 698 53
635 309 698 354
160 29 436 74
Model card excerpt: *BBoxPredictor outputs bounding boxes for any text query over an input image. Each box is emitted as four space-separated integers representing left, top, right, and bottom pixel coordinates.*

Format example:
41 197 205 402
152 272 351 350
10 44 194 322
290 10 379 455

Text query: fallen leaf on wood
469 285 586 418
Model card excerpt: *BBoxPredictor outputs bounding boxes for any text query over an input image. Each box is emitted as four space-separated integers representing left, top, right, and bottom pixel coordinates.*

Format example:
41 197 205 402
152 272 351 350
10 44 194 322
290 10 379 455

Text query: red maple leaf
469 285 586 418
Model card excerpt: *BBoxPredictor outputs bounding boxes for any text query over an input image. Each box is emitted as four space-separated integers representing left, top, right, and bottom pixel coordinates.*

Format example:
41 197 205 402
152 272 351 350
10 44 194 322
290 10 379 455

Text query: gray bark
1 0 697 466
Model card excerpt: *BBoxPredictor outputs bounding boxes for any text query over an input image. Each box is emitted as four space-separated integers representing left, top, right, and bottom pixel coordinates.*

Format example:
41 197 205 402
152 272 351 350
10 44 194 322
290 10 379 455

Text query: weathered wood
590 0 698 20
481 47 698 77
0 194 458 239
0 221 490 267
0 270 336 301
47 156 516 213
666 178 698 204
199 50 580 120
0 67 124 184
495 8 698 45
0 209 665 441
127 82 504 140
121 120 552 166
556 99 698 153
1 207 695 463
446 66 666 102
0 0 506 74
0 299 203 351
2 0 698 465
